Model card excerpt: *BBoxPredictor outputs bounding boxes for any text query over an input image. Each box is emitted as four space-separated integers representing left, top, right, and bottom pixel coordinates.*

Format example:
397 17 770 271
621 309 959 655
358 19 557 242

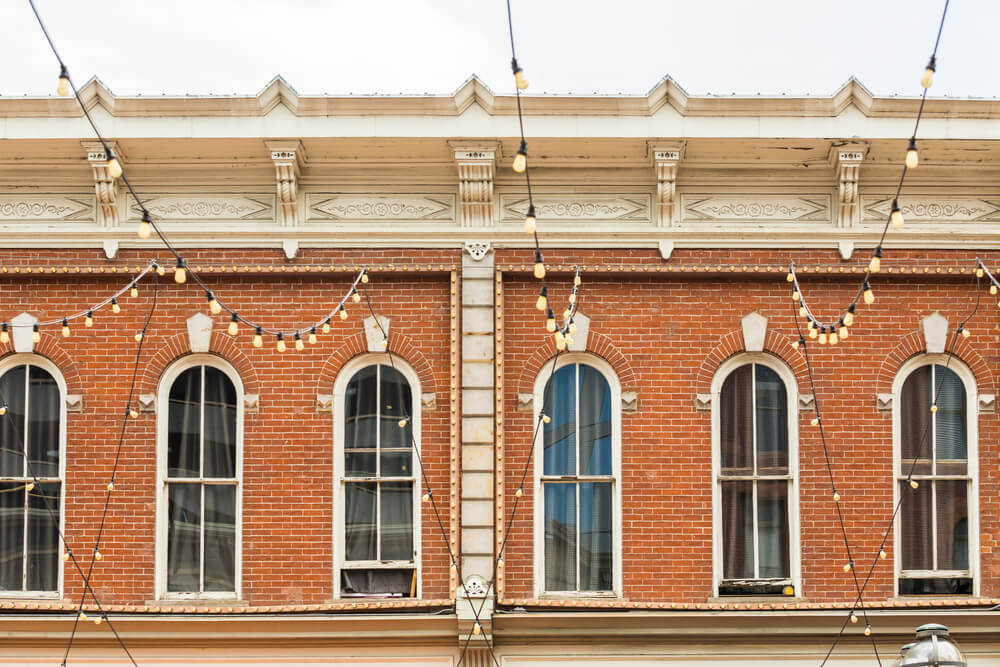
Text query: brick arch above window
138 331 261 397
516 329 636 397
875 331 995 396
695 328 808 396
0 334 84 395
316 331 437 396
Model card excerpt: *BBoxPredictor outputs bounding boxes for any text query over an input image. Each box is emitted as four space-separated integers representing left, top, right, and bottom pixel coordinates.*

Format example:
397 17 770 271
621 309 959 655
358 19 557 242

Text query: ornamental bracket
82 141 120 227
266 141 304 226
649 141 685 227
450 142 499 228
831 144 866 229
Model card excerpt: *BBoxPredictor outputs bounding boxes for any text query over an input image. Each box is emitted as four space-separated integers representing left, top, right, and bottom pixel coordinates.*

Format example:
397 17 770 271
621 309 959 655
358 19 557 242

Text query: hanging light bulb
253 327 263 348
554 330 567 351
536 286 548 311
129 282 138 298
25 481 35 491
850 613 858 624
811 417 819 426
32 324 40 344
533 250 546 279
134 331 143 343
322 317 332 334
921 55 936 88
844 304 856 327
869 247 882 273
174 259 187 284
541 413 551 424
156 263 166 277
975 266 984 278
0 406 6 416
833 491 840 502
568 318 577 333
562 308 572 321
94 615 103 626
545 309 556 333
351 289 361 304
864 625 871 637
890 199 904 228
228 313 239 337
111 297 120 314
106 481 114 492
574 274 582 287
398 417 408 428
786 271 794 283
84 311 93 328
63 551 71 562
57 64 70 97
564 333 574 347
61 318 70 338
863 281 875 304
206 291 222 315
879 549 887 560
843 562 852 573
276 333 286 352
0 322 8 344
512 140 528 173
512 57 529 90
79 611 87 621
94 550 103 561
106 151 122 179
791 337 801 350
338 304 348 320
473 622 482 636
829 330 839 345
497 557 504 569
138 209 152 239
930 403 938 413
291 332 302 351
450 562 458 574
909 479 919 489
839 320 849 340
568 292 577 305
961 327 971 338
524 204 537 234
905 138 919 169
361 269 369 284
421 492 430 503
308 326 317 345
991 284 998 296
515 487 523 497
792 290 800 302
129 407 139 419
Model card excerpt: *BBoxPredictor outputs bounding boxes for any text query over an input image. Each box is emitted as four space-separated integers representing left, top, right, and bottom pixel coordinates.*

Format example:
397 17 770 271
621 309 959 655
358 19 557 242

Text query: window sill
536 592 620 600
147 598 248 607
707 596 809 604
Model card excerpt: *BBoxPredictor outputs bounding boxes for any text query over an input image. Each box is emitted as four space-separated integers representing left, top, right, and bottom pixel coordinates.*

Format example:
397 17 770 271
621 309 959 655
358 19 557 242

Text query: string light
61 318 70 338
174 259 187 284
818 326 828 345
511 57 528 90
56 64 69 97
228 313 239 337
0 405 6 416
138 209 152 239
85 311 93 328
850 613 858 624
960 326 970 338
93 550 103 561
128 408 138 419
322 317 332 334
879 549 887 560
32 323 40 344
276 333 286 352
524 204 537 233
922 55 936 88
862 281 875 305
910 479 919 489
533 250 546 279
338 304 348 320
890 199 904 228
106 481 114 492
26 481 35 491
398 417 408 428
133 332 143 343
869 247 882 273
253 327 263 348
864 625 872 637
843 561 852 573
111 297 120 314
545 309 556 333
844 304 856 327
156 264 166 277
472 623 482 636
361 269 369 284
541 413 551 424
512 140 528 173
536 286 548 311
0 323 7 344
792 290 800 302
351 289 361 304
294 332 304 351
829 329 839 345
308 327 317 345
833 491 840 502
206 291 222 315
106 150 122 179
514 487 523 498
905 138 919 169
421 492 430 503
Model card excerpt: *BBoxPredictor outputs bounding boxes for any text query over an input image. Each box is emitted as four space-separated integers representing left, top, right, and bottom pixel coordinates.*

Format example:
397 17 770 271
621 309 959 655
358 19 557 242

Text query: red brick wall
497 248 999 604
0 248 458 605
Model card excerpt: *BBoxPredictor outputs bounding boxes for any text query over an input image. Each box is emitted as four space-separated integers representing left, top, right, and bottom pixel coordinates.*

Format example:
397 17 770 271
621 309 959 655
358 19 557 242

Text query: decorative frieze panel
680 195 832 223
0 196 95 222
862 196 1000 223
306 194 455 222
128 195 275 222
500 194 652 223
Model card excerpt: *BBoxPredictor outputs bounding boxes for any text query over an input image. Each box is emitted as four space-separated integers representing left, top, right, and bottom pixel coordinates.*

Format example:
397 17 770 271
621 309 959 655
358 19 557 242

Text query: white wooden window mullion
21 365 30 591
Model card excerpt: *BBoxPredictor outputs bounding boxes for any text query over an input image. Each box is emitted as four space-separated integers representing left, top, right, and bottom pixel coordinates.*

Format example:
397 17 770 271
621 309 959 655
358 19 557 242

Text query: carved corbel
266 141 304 226
82 141 119 227
649 142 685 227
832 145 866 229
450 142 498 228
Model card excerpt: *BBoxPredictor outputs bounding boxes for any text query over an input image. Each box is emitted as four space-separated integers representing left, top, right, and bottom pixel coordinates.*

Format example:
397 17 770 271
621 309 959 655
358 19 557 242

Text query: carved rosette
452 145 498 228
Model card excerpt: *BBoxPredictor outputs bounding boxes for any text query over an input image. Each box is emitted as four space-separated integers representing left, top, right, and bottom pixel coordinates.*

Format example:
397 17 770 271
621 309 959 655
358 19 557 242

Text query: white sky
2 0 999 98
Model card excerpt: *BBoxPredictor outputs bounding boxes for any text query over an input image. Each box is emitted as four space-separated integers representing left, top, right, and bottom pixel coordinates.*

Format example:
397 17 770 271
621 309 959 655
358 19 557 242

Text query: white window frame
532 352 623 599
892 354 979 596
711 352 801 598
332 354 422 599
155 354 244 601
0 354 66 599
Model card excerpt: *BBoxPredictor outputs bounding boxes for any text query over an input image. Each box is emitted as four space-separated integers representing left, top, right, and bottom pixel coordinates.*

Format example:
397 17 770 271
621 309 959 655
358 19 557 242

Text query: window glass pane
936 480 968 571
720 366 753 475
0 482 25 591
345 366 377 449
341 568 414 597
27 367 59 479
26 482 59 591
167 483 201 592
379 366 412 449
344 482 377 561
380 451 411 477
757 480 789 579
0 366 26 478
380 482 413 561
544 482 577 591
345 451 376 477
899 577 972 595
543 366 576 476
900 366 932 475
721 480 754 580
168 368 201 478
578 366 612 476
579 482 613 591
935 366 967 475
203 367 237 479
203 484 236 592
755 366 788 475
900 481 932 571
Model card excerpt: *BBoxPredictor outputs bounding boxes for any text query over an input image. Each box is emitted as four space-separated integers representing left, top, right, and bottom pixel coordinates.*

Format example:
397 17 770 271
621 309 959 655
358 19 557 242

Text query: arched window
894 357 977 596
533 354 621 596
333 356 421 598
712 354 799 597
0 355 65 596
156 356 242 599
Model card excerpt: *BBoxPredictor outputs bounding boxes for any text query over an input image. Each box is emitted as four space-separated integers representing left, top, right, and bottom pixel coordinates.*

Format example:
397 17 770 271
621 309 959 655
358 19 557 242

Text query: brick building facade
1 78 999 664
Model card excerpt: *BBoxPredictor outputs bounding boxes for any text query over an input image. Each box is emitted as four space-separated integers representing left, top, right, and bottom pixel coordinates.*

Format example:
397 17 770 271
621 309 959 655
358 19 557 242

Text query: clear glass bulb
134 332 143 342
308 331 317 345
905 147 919 169
253 333 263 348
535 294 547 311
809 327 818 339
844 311 855 327
514 70 528 90
990 284 997 295
0 330 8 344
85 313 93 328
839 326 849 340
138 221 151 239
398 418 408 428
864 288 875 305
107 157 122 179
962 328 971 338
352 291 361 303
339 308 348 320
130 285 138 298
112 301 120 314
921 67 934 88
829 332 838 345
174 266 187 284
322 321 331 334
515 487 523 497
228 320 239 336
512 152 527 173
276 338 286 352
62 321 70 338
533 261 546 280
869 256 881 273
792 291 800 302
156 265 166 276
545 317 556 333
57 76 70 97
798 306 807 317
209 298 222 315
891 208 904 228
524 213 536 234
295 337 304 351
32 329 41 344
574 275 582 287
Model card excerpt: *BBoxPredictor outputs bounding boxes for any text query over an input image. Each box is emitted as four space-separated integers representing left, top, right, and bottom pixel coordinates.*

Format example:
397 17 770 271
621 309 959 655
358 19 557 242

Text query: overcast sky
2 0 998 98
